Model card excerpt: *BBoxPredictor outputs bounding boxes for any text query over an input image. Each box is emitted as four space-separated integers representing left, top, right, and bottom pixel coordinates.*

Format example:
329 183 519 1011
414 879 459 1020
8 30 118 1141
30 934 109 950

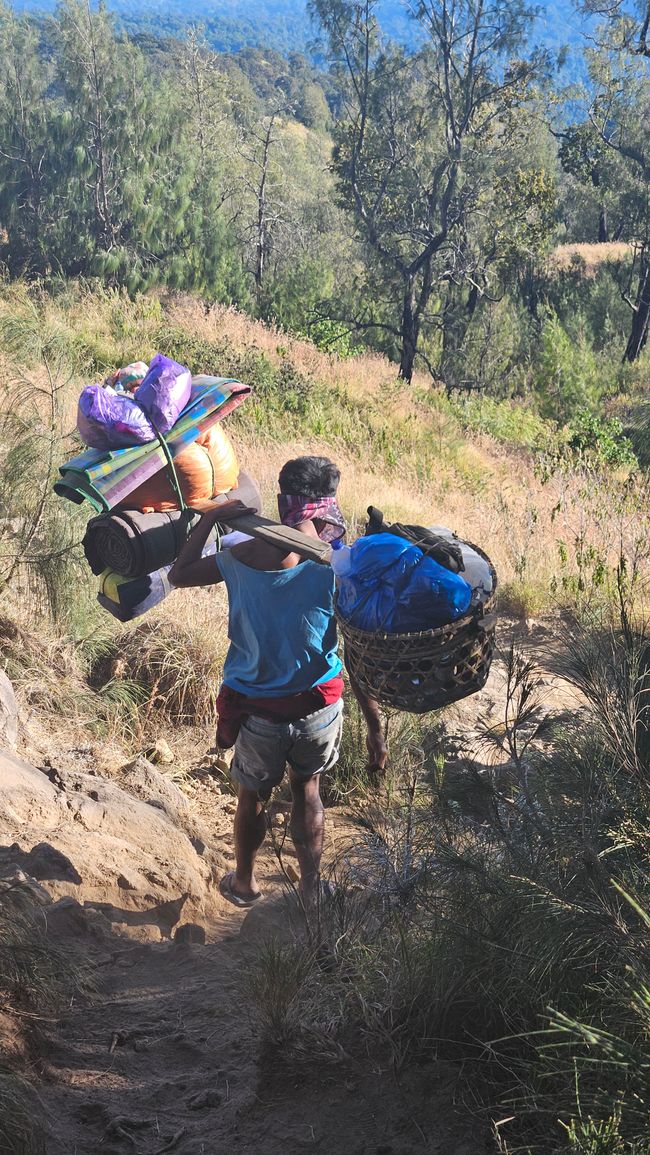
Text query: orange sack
117 424 239 513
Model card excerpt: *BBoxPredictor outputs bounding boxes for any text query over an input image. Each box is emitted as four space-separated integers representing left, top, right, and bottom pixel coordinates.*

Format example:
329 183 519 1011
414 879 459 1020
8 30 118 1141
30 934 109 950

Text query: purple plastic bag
77 385 155 450
76 354 192 450
135 353 192 436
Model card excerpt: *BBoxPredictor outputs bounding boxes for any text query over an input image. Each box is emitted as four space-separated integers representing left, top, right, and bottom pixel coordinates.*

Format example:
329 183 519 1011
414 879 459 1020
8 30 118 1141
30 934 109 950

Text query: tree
579 31 650 360
0 5 61 276
556 122 623 242
235 72 342 320
175 28 249 300
580 0 650 58
241 104 293 299
177 39 349 323
255 119 355 331
311 0 547 382
49 0 200 290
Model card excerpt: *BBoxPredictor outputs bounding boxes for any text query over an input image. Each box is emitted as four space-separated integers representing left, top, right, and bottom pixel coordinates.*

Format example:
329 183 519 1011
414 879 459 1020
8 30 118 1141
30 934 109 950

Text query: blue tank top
215 551 342 698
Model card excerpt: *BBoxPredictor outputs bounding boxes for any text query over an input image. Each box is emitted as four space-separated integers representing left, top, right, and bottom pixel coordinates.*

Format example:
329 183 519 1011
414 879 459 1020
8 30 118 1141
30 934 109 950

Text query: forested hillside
1 4 650 1154
13 0 592 70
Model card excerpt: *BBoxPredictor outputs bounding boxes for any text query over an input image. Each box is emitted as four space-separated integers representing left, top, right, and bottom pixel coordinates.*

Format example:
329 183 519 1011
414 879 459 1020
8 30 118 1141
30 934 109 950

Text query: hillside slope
1 281 649 1154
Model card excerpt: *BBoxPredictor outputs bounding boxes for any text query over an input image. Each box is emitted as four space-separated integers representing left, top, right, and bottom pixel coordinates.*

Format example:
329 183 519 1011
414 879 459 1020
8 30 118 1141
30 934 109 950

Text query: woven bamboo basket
336 544 497 714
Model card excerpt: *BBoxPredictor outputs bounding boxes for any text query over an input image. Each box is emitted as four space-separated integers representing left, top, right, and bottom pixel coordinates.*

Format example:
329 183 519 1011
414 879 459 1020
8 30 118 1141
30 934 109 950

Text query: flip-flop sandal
219 871 262 909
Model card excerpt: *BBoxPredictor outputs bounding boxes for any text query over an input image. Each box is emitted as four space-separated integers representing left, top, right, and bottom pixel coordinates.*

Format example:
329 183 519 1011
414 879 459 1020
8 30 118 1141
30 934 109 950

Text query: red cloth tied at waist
216 674 344 750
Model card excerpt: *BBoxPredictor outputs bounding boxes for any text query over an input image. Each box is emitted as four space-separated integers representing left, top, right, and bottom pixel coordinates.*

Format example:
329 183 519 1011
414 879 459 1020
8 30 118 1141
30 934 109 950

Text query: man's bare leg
289 771 324 903
232 785 267 900
347 665 388 774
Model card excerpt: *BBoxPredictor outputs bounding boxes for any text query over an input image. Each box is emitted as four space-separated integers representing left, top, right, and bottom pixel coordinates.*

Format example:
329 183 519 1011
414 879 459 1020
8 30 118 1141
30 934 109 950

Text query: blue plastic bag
335 533 472 633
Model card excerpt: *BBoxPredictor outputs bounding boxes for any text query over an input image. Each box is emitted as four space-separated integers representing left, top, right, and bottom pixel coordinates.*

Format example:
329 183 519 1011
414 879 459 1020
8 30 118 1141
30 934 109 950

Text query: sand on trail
37 899 479 1155
0 743 484 1155
0 620 579 1154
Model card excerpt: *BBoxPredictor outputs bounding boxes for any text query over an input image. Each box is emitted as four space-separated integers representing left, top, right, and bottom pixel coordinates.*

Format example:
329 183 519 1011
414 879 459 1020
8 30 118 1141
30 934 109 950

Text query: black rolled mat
83 470 263 579
83 508 198 579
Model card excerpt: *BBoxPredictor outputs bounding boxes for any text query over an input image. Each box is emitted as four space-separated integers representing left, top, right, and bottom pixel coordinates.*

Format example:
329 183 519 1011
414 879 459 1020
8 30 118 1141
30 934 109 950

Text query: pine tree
53 0 197 289
0 5 62 276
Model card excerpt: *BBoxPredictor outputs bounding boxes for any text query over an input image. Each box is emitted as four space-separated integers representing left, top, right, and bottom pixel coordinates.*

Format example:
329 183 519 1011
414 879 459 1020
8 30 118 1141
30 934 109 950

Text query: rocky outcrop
0 669 17 748
0 748 222 939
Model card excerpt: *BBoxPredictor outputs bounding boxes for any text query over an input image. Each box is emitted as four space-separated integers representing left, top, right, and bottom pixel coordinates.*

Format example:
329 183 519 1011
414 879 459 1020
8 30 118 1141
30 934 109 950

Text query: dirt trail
4 619 579 1155
37 831 480 1155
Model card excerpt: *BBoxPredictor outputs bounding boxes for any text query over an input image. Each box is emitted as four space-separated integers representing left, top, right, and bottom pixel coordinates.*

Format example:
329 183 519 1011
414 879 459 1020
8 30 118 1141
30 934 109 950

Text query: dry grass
549 242 633 276
0 1070 43 1155
231 433 647 616
92 615 229 726
0 879 90 1155
0 608 145 766
165 293 421 399
146 294 650 610
3 275 649 710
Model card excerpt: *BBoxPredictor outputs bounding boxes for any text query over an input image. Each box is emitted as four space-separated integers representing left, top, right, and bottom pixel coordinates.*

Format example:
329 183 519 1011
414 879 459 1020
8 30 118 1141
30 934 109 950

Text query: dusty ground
37 884 481 1155
1 761 485 1155
0 619 580 1155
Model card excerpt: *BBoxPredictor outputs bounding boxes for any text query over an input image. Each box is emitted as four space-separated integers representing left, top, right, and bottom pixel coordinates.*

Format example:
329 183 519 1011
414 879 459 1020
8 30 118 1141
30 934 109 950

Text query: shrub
441 292 533 398
305 317 363 358
89 619 224 726
0 292 92 623
567 410 637 470
535 308 606 422
243 939 342 1058
0 612 145 744
450 391 556 450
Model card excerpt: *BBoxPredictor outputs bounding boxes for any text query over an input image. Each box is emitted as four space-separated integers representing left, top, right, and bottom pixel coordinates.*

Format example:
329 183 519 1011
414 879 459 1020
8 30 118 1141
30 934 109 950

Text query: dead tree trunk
254 116 276 298
398 280 419 382
623 252 650 363
87 6 113 251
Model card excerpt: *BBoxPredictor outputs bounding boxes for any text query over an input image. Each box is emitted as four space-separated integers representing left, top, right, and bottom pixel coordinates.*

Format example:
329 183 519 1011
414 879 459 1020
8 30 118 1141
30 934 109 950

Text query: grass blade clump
0 880 90 1154
0 1069 45 1155
90 619 224 726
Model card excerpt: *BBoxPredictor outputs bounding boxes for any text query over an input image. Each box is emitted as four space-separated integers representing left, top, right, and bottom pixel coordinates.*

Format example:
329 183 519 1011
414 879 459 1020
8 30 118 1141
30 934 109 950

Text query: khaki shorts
231 699 343 800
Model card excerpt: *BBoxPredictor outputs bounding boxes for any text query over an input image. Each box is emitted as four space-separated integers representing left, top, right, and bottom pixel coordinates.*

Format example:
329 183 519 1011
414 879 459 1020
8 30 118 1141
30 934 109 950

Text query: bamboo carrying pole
214 511 333 565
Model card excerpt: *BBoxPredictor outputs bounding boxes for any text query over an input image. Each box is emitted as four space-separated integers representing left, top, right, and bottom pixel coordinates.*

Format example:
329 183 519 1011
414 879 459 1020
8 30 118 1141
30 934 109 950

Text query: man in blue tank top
170 456 386 908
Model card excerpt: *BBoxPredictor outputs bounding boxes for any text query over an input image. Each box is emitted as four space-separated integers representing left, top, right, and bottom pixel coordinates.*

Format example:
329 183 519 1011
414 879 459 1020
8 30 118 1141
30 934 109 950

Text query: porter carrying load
211 502 497 714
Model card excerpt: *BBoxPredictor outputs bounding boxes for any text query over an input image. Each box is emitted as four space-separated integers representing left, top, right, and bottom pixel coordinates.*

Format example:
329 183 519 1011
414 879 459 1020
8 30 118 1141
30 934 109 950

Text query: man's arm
169 499 251 588
346 659 388 774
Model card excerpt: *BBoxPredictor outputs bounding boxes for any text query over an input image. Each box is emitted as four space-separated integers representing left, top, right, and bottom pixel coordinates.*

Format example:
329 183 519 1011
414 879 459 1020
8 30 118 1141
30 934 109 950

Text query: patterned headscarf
277 494 346 543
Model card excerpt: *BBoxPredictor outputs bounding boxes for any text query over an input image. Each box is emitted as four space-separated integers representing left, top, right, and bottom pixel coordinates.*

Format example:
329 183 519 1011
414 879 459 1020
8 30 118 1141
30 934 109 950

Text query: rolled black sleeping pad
83 470 262 579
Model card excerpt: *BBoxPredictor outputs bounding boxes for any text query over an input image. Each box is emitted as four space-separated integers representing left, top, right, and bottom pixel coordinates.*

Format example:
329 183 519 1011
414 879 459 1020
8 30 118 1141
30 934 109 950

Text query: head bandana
277 494 346 543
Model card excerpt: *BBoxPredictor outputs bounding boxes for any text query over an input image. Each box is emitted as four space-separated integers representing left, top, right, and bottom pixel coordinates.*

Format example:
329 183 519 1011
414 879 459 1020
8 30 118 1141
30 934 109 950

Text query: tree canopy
0 0 648 415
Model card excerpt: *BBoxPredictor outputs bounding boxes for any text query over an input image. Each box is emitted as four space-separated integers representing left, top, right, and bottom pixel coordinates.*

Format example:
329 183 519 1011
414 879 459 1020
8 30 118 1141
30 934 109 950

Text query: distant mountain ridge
12 0 589 75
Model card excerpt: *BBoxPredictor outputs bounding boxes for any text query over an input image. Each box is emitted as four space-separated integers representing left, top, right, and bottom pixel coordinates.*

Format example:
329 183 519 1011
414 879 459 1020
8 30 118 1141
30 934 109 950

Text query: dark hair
278 456 340 498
